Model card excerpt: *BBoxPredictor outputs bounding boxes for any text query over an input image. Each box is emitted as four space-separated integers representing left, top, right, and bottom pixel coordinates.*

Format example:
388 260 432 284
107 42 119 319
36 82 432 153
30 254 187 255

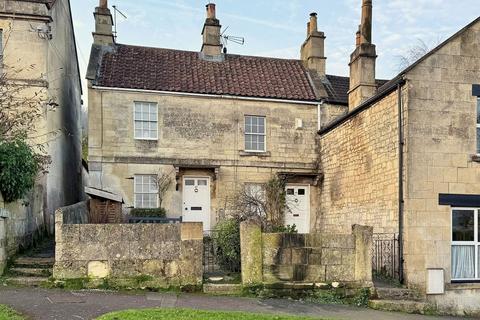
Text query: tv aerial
220 26 245 54
112 5 127 41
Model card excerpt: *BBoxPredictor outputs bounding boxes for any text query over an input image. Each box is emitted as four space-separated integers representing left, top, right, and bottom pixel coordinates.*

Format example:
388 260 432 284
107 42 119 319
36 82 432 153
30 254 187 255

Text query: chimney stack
300 12 326 76
348 0 377 111
92 0 114 45
201 3 223 58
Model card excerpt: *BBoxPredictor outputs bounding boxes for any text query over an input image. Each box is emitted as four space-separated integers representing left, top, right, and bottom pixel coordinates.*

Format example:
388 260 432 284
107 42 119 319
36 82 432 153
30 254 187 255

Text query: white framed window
134 175 158 208
134 102 158 140
476 98 480 154
245 115 266 152
451 208 480 281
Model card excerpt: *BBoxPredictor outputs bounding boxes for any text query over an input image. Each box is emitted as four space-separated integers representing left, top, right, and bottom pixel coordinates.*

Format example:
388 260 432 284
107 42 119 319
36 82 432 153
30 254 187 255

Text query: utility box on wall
427 268 445 295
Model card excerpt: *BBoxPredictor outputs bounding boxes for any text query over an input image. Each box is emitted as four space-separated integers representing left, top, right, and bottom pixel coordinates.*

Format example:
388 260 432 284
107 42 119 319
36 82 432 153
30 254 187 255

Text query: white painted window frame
133 174 158 209
451 207 480 281
244 115 266 152
476 98 480 155
133 101 158 141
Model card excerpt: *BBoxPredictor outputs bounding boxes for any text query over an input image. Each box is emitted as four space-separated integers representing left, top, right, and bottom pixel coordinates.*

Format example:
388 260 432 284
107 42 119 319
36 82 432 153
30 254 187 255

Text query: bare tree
396 38 441 71
231 176 290 231
153 170 174 208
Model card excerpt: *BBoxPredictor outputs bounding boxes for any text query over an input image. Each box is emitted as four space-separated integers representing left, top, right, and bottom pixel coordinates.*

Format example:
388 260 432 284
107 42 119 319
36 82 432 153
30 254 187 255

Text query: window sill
447 282 480 290
239 151 271 158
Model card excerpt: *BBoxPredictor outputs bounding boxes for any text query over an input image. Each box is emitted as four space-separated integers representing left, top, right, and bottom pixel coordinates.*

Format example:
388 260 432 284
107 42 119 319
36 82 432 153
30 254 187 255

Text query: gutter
91 86 320 106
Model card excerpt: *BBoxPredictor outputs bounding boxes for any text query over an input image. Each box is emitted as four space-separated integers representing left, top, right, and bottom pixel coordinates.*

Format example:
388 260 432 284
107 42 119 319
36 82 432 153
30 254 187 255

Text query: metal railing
127 216 182 224
203 230 241 276
372 233 400 281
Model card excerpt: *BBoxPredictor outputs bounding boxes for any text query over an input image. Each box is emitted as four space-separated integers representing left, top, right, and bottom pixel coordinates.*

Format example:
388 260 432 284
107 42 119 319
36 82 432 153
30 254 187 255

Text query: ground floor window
134 175 158 208
452 208 480 281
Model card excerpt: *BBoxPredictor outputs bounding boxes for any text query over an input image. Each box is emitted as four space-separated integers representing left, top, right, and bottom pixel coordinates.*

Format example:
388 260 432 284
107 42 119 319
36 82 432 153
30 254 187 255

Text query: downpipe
397 83 405 284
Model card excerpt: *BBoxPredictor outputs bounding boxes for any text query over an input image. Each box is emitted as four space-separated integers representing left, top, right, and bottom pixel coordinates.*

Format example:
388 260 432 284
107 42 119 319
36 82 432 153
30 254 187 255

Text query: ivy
0 138 41 203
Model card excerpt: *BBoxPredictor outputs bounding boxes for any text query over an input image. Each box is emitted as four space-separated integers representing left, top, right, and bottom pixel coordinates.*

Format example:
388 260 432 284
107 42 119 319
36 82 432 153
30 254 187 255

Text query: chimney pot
99 0 107 9
360 0 373 44
309 12 318 34
206 3 216 19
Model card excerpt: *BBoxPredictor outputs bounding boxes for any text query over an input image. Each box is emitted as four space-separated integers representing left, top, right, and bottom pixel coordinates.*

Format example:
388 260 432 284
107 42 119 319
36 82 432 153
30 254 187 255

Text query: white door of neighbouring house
285 185 310 234
182 177 211 231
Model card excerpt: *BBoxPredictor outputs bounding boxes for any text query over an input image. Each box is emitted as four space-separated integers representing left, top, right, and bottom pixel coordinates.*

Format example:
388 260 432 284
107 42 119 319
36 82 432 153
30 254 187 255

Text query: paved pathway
0 287 467 320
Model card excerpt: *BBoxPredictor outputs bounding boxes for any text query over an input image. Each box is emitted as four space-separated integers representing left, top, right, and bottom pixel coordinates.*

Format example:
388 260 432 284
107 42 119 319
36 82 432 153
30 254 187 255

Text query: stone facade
240 220 372 286
315 17 480 315
54 202 203 287
317 89 403 234
88 89 323 229
0 0 82 256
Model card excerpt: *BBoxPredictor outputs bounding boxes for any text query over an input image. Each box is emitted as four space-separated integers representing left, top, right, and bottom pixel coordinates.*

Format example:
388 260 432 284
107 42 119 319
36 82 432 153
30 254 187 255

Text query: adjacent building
0 0 83 256
316 0 480 314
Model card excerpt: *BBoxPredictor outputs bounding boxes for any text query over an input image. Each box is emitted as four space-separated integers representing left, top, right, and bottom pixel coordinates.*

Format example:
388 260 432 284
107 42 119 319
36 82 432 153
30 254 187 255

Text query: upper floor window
134 102 158 140
477 98 480 154
245 115 266 152
451 208 480 281
134 175 158 208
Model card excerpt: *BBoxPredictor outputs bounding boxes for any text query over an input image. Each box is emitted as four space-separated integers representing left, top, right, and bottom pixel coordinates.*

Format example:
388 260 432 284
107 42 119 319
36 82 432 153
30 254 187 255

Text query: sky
71 0 480 100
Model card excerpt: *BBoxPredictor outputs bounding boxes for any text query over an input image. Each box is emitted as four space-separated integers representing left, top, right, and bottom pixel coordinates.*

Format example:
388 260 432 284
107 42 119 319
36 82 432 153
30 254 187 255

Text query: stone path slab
0 287 469 320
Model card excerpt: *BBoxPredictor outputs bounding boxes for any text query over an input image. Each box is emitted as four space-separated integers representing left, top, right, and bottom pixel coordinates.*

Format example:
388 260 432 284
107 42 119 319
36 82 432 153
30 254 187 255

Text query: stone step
203 283 243 295
9 267 52 277
13 257 54 268
7 276 49 287
375 287 422 301
369 299 430 315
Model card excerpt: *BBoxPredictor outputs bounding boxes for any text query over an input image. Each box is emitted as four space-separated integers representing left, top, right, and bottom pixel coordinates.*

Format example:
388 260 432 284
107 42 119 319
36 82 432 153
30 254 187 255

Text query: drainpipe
397 82 405 284
317 100 324 130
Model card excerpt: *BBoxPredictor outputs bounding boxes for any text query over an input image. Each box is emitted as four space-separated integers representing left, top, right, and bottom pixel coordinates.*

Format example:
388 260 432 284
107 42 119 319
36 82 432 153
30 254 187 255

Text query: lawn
97 308 327 320
0 305 24 320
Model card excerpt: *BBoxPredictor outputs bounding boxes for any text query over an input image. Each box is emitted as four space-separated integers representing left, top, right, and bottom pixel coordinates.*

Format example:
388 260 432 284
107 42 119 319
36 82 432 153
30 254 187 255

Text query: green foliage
82 136 88 160
264 176 287 231
130 208 167 218
0 138 41 203
271 224 298 234
213 218 241 272
306 288 346 305
97 308 325 320
0 305 24 320
352 288 370 307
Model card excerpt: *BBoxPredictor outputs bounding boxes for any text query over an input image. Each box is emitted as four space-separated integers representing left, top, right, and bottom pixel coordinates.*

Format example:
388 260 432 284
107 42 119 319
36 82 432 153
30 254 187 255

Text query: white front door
285 185 310 234
182 177 211 231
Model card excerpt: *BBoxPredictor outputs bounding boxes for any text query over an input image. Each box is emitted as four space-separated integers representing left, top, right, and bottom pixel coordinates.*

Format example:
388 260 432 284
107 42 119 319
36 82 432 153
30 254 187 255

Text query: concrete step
203 283 243 295
369 299 429 315
375 287 422 301
13 257 54 268
9 267 52 277
7 276 49 287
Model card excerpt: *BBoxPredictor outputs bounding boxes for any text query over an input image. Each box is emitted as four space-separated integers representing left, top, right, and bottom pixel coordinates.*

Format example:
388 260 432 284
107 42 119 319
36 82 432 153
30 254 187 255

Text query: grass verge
0 305 24 320
96 308 329 320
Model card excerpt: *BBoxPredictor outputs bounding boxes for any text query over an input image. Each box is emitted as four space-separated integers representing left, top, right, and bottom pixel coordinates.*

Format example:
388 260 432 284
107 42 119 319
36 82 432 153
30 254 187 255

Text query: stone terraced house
87 0 480 314
86 1 384 234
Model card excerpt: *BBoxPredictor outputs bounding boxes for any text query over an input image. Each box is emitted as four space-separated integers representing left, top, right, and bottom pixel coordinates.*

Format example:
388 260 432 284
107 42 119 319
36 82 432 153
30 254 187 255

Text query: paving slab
0 287 469 320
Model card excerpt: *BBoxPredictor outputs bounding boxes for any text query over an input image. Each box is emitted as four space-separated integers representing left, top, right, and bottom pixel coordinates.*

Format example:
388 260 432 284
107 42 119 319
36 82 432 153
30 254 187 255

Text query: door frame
182 176 211 230
285 184 311 233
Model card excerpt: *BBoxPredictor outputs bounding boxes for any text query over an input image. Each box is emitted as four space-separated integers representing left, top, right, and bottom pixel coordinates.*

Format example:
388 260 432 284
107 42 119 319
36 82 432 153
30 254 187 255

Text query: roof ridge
115 43 303 63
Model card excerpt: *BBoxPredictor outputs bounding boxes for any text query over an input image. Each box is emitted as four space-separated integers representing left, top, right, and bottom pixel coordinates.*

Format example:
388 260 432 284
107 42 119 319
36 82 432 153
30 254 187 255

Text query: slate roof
91 43 387 104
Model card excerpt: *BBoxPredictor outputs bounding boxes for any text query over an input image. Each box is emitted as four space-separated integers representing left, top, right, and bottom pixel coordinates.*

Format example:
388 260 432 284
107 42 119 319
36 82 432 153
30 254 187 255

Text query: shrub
271 224 298 234
214 218 241 272
130 208 167 218
0 139 41 203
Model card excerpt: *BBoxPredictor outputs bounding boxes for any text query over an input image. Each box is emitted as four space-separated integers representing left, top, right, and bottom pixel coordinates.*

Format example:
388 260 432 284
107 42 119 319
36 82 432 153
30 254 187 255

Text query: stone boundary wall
241 221 372 287
54 202 203 288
